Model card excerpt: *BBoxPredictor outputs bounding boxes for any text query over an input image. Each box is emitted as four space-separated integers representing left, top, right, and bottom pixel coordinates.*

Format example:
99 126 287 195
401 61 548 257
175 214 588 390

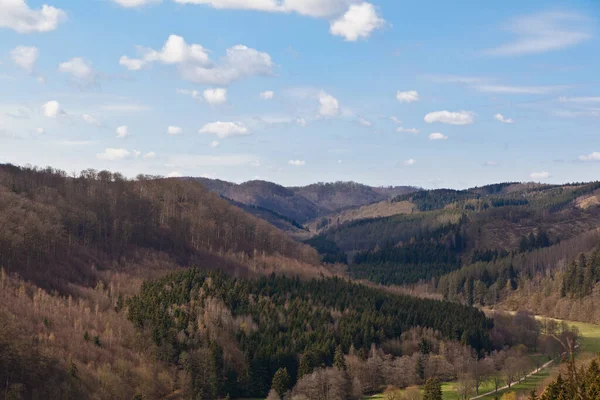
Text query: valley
2 164 600 399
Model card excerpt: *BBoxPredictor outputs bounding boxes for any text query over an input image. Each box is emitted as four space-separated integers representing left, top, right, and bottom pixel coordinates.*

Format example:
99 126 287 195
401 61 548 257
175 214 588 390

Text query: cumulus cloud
42 101 63 118
203 88 227 105
10 46 38 73
209 140 220 148
404 159 416 166
167 126 182 135
530 171 550 180
578 152 600 162
111 0 161 7
358 117 372 126
116 126 129 138
428 132 448 140
36 128 45 134
58 57 97 86
167 171 182 178
260 90 275 100
120 35 210 70
494 113 514 124
296 118 307 127
485 11 592 56
390 116 402 124
199 121 250 138
143 151 156 159
397 127 419 134
122 35 274 86
424 110 474 125
330 2 385 41
396 90 420 103
173 0 375 19
0 0 67 33
97 148 131 161
288 160 306 166
319 91 339 117
82 114 101 126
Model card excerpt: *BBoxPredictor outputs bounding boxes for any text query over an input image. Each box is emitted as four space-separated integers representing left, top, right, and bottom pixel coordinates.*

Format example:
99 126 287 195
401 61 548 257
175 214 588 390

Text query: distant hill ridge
190 177 418 225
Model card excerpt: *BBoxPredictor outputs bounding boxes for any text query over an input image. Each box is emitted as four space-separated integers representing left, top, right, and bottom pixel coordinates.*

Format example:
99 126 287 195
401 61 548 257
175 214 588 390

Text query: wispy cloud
474 84 569 94
485 11 592 56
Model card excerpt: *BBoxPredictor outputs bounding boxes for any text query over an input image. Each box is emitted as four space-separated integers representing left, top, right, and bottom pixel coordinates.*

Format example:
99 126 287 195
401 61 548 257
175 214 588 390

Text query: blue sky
1 0 599 188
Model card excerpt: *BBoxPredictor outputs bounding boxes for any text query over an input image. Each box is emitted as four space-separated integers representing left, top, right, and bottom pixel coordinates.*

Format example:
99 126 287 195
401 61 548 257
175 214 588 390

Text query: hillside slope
193 177 417 225
0 164 321 290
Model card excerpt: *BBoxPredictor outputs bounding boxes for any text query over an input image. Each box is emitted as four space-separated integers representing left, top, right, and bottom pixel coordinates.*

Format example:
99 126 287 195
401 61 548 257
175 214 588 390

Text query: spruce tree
423 377 442 400
271 367 290 398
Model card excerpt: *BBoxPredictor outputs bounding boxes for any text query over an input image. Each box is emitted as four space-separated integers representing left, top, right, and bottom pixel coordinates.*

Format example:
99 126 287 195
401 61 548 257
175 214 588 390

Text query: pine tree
423 377 442 400
333 345 346 370
271 367 290 398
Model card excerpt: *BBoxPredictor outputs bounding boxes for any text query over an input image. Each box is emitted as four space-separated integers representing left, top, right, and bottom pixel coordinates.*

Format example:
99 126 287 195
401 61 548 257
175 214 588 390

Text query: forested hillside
193 177 417 226
0 164 321 290
305 181 600 290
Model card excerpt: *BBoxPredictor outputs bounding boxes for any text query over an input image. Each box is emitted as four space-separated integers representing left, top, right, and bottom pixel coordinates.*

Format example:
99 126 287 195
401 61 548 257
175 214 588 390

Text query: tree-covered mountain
306 181 600 287
192 177 418 225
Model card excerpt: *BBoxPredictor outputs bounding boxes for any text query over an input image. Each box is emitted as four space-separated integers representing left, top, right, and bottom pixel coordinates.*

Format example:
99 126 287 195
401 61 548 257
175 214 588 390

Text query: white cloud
167 154 259 167
58 140 96 146
396 90 420 103
143 151 156 159
424 74 488 85
424 110 474 125
296 118 307 127
122 36 274 86
111 0 161 8
82 114 101 126
199 121 250 138
494 113 514 124
404 159 416 166
209 140 220 148
330 2 385 41
100 103 152 113
58 57 97 85
428 132 448 140
120 35 210 70
36 127 45 134
260 90 275 100
530 171 550 180
173 0 362 18
358 117 372 126
390 116 402 124
288 160 306 166
10 46 38 73
578 152 600 162
319 91 339 117
42 101 62 118
167 126 183 135
116 125 130 138
397 127 419 134
167 171 182 178
484 161 498 166
133 150 142 158
177 88 202 100
559 96 600 104
97 148 131 161
474 84 567 94
485 11 592 56
0 0 67 33
203 88 227 105
180 44 273 85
